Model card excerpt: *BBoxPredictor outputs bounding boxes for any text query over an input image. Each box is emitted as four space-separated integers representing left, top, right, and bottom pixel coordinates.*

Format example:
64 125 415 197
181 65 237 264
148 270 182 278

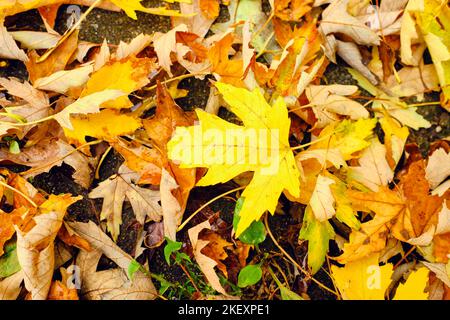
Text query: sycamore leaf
89 165 162 241
331 253 393 300
53 89 125 129
81 56 156 109
347 138 394 192
168 83 300 236
69 221 157 300
188 220 230 296
15 194 81 300
394 268 429 300
299 206 335 274
63 109 142 145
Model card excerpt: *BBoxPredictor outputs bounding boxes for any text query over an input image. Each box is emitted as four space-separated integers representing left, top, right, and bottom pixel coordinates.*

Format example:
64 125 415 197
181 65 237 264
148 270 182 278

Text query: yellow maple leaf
394 268 429 300
332 253 393 300
167 82 300 236
81 56 156 109
63 109 142 145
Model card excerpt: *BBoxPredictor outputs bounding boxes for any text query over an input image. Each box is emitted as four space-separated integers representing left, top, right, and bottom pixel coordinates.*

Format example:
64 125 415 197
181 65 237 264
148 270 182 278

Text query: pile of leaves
0 0 449 300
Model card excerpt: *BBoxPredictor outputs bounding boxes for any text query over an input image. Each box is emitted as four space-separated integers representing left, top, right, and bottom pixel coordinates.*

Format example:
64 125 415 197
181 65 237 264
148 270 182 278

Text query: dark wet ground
1 4 448 300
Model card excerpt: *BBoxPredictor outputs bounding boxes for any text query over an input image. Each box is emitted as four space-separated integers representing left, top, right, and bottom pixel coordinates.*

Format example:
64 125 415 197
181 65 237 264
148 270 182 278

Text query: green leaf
0 242 21 278
299 206 335 274
268 267 303 300
233 198 266 245
127 259 141 280
9 140 20 154
164 237 182 265
237 264 262 288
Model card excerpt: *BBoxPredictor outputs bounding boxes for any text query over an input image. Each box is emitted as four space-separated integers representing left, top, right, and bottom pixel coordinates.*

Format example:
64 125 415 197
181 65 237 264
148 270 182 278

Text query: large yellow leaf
167 83 300 236
81 56 156 109
394 268 429 300
331 253 393 300
63 109 142 145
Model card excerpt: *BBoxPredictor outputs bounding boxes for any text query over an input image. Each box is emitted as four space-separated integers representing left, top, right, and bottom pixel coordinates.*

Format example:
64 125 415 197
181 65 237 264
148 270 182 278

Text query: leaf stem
177 185 246 232
0 179 38 208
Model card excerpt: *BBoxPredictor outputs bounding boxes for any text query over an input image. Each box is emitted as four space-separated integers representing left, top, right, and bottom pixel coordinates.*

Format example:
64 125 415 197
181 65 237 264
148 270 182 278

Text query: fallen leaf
89 164 162 241
394 267 429 300
168 83 300 236
81 56 156 109
331 253 393 300
0 23 28 61
15 194 81 300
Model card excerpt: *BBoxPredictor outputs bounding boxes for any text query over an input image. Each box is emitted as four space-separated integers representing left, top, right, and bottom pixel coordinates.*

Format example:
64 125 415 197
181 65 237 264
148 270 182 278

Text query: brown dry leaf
69 221 157 300
111 138 163 185
0 271 24 300
115 33 152 60
57 222 92 252
26 29 79 84
274 0 313 21
143 82 196 210
160 168 182 241
15 194 81 300
88 164 162 241
188 220 230 296
1 139 93 189
0 24 28 61
37 4 61 29
47 280 79 300
200 230 232 277
337 186 406 263
392 159 443 242
174 0 215 38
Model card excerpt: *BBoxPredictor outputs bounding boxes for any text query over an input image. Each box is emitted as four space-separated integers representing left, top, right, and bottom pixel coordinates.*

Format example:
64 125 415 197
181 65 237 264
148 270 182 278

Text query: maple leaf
89 164 162 241
80 56 156 109
168 83 301 236
331 253 393 300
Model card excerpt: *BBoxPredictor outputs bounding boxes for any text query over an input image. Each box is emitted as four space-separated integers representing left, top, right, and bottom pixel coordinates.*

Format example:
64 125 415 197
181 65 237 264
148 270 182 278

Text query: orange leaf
0 210 20 256
200 230 232 277
26 29 79 83
199 0 220 19
433 233 450 263
274 0 313 21
47 281 79 300
208 33 244 87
